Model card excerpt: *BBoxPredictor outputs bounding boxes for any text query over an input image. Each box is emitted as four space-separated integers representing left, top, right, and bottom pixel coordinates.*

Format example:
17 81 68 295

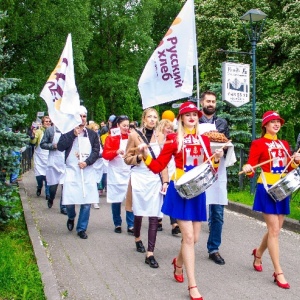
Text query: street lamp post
240 9 267 193
240 9 267 141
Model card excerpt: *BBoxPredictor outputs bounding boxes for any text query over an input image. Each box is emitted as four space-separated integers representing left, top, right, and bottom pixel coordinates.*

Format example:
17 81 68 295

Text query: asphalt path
19 169 300 300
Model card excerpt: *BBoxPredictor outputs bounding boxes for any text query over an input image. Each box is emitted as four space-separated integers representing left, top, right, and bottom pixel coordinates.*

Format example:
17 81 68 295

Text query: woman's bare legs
258 213 287 283
253 232 268 267
177 220 202 298
264 214 287 283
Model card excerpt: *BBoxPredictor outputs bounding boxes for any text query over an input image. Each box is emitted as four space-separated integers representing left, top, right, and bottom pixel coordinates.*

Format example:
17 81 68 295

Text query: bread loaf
203 131 229 143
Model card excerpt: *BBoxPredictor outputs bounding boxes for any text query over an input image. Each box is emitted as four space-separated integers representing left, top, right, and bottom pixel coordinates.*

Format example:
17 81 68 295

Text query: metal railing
21 146 33 174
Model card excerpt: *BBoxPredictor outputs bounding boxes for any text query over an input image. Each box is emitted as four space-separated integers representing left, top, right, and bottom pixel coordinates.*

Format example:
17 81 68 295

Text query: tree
0 12 33 224
259 0 300 138
1 0 93 123
78 0 164 121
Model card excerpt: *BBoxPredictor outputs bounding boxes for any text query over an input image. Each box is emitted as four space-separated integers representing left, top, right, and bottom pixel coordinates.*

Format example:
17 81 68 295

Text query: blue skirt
161 181 207 221
253 183 290 215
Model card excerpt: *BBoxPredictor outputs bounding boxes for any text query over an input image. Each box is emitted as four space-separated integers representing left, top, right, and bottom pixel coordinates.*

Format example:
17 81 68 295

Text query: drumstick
203 140 232 164
238 157 277 175
279 147 300 178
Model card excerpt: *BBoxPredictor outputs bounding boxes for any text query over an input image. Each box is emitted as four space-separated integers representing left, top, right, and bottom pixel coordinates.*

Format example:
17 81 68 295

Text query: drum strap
198 135 213 167
134 128 163 184
261 171 270 192
278 140 292 159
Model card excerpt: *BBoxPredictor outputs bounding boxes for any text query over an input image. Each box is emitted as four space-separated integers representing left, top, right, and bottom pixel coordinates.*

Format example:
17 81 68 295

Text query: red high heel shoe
252 248 262 272
171 257 184 283
188 286 203 300
273 272 290 289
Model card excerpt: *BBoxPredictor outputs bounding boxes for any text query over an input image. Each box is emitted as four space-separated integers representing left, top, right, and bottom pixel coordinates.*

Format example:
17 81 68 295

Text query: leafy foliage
0 0 299 156
1 0 92 123
0 11 33 224
0 194 45 299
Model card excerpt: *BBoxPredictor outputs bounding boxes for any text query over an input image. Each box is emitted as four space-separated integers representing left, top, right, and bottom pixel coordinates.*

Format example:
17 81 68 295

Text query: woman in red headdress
139 101 224 300
242 111 300 289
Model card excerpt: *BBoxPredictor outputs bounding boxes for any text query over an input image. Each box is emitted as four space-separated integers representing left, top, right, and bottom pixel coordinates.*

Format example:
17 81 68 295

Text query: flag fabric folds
40 33 81 134
138 0 197 109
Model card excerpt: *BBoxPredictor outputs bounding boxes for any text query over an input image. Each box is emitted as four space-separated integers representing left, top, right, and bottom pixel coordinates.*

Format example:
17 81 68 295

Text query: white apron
46 131 65 185
33 131 49 176
93 143 104 183
107 138 131 203
206 157 228 205
199 122 228 205
131 142 163 217
62 135 99 205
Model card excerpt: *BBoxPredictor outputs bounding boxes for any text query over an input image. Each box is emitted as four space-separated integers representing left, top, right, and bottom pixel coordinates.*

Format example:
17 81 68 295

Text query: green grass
0 191 45 300
228 189 300 221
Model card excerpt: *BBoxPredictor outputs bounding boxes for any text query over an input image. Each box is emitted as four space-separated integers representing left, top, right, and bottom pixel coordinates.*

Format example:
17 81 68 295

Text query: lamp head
240 9 267 22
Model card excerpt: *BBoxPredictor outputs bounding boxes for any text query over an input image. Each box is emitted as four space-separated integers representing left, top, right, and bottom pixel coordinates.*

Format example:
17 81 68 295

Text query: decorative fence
20 146 33 175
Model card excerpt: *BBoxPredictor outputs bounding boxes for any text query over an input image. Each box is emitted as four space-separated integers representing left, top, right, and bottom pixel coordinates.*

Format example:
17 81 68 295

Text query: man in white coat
40 124 67 215
199 91 230 265
30 116 51 199
57 106 100 239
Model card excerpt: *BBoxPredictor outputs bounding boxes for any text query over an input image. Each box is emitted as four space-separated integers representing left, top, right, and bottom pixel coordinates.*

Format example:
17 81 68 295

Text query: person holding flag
57 106 100 239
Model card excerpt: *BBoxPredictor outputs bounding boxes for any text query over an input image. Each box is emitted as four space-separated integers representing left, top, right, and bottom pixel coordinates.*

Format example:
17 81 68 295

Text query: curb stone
228 200 300 233
19 180 61 300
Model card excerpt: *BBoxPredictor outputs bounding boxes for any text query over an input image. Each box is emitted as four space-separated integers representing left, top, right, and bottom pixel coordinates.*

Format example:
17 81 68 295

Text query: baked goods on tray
203 131 229 143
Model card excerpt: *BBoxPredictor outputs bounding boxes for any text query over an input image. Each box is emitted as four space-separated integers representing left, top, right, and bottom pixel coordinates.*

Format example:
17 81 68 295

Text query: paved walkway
19 169 300 300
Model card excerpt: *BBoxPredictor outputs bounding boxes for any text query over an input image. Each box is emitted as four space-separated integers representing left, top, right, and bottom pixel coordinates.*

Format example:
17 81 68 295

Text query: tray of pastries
203 131 229 143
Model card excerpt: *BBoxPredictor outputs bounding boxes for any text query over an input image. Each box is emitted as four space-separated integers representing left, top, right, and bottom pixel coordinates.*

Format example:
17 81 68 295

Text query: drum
174 164 218 199
267 168 300 201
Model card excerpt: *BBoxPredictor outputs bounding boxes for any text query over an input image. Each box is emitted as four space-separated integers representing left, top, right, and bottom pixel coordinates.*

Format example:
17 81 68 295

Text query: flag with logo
138 0 197 109
40 33 81 133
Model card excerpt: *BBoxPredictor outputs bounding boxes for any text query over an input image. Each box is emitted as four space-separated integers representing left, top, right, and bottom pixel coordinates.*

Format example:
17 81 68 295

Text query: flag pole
195 58 200 109
78 138 86 198
192 0 200 109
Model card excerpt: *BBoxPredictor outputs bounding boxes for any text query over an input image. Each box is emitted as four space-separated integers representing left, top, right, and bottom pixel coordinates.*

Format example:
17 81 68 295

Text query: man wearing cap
199 91 229 265
57 106 100 239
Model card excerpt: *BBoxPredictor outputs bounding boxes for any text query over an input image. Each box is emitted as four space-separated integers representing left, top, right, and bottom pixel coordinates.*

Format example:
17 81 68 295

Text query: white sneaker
93 203 100 209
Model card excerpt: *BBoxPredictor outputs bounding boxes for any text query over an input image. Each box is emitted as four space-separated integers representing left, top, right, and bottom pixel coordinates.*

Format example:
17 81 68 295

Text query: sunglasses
117 115 129 121
80 115 87 118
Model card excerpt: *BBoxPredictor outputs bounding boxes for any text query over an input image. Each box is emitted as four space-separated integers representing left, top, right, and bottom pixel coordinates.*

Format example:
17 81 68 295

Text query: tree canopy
0 0 299 140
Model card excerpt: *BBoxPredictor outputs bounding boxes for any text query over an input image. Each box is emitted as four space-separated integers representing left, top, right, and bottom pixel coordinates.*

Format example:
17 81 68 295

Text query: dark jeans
49 184 66 210
66 204 91 232
158 217 177 225
134 216 158 252
207 204 224 254
98 173 107 190
36 175 50 196
170 217 177 225
111 202 134 228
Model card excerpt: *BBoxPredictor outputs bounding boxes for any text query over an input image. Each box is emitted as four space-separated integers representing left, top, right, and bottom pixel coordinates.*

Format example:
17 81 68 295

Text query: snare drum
267 168 300 201
174 164 218 199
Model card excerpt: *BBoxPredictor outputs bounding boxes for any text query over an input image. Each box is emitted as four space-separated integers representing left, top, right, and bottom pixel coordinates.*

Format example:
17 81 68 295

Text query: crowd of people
26 91 300 300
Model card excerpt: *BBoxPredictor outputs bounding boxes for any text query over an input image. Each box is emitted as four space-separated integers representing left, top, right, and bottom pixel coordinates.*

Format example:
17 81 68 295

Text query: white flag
40 33 81 134
138 0 197 109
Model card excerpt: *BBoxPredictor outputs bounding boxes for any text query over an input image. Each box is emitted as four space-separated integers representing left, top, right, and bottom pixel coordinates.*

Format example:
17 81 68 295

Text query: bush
0 184 21 224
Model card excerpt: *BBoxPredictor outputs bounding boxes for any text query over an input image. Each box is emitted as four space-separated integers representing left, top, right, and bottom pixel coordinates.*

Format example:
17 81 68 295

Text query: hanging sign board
222 62 250 107
171 103 182 108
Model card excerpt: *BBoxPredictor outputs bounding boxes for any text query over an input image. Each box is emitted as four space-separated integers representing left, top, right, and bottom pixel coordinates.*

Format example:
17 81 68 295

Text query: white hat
79 105 87 115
